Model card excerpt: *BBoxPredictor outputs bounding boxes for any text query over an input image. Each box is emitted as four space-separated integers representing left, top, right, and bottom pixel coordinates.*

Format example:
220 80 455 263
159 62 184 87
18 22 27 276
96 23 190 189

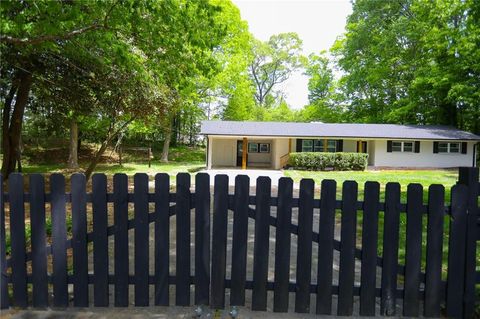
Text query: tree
1 0 229 177
249 33 303 107
331 0 480 132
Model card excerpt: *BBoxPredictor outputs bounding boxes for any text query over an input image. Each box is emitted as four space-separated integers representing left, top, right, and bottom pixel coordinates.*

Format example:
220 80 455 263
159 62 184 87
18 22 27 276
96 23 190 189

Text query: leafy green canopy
330 0 480 133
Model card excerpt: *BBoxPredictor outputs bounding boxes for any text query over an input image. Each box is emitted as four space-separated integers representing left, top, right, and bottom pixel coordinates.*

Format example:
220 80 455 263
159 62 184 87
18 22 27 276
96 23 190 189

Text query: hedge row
288 152 368 171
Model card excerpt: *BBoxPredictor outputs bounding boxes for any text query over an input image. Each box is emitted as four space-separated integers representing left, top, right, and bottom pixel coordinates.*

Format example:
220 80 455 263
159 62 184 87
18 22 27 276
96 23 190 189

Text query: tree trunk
1 70 33 178
68 118 79 169
161 130 171 163
85 141 109 180
2 80 18 153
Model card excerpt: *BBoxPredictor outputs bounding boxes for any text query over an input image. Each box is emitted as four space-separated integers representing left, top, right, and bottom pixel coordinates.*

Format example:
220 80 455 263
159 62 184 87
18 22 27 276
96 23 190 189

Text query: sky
232 0 352 109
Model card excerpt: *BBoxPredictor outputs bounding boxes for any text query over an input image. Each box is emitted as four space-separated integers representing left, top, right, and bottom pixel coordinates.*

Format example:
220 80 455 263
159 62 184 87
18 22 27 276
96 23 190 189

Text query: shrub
288 152 368 171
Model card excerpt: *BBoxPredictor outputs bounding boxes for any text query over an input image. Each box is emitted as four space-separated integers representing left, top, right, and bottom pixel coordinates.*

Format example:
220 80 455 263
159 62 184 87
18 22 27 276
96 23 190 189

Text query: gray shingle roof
200 121 480 141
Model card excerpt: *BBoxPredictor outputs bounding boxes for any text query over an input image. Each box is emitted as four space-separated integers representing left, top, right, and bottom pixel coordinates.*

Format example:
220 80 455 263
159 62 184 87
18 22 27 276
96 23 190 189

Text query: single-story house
200 121 480 169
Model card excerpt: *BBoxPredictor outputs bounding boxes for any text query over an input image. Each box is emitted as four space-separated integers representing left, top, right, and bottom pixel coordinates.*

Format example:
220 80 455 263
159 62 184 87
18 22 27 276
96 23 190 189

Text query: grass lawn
284 169 459 202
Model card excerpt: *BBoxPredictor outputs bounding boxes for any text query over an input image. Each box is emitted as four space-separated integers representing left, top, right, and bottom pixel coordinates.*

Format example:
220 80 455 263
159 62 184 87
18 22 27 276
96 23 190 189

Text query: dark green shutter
387 140 392 152
461 142 467 154
336 140 343 152
414 141 420 153
433 142 439 153
296 139 303 152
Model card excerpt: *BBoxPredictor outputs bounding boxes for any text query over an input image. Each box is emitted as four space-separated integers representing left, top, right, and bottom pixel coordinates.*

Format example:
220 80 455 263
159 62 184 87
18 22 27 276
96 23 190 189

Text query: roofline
201 133 480 141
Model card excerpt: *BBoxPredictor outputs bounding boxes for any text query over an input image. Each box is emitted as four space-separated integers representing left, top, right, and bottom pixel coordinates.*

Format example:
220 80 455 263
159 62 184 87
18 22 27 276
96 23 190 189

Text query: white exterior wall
273 138 290 169
210 137 236 167
373 140 475 167
343 140 357 152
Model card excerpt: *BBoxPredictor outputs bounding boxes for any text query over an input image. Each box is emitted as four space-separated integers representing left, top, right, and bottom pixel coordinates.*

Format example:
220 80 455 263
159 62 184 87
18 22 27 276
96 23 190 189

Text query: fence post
457 167 479 318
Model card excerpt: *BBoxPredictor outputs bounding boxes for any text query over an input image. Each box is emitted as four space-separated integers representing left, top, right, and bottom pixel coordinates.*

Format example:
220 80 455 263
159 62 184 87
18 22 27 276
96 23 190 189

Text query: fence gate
0 168 478 317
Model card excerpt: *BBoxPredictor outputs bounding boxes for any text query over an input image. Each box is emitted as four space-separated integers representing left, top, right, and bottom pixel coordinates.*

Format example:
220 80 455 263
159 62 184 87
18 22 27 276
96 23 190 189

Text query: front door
357 141 368 153
236 140 247 167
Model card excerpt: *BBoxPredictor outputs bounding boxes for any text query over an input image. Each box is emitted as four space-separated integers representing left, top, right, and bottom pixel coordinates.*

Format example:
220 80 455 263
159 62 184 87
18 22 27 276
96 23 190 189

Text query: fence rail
0 168 478 317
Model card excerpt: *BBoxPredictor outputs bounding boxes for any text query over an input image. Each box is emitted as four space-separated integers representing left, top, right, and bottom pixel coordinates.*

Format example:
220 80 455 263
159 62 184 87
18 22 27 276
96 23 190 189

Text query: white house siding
247 139 272 167
343 140 357 152
373 140 474 167
210 137 236 167
273 138 290 169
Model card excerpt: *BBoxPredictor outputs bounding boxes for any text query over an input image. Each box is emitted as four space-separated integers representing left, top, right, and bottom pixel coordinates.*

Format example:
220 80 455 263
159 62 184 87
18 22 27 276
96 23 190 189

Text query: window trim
391 140 414 153
438 142 460 154
248 142 258 153
259 143 270 153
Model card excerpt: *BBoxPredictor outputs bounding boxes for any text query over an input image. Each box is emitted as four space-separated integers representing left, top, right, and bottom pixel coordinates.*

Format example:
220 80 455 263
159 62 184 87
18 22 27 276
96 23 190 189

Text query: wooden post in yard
148 147 152 168
242 138 247 170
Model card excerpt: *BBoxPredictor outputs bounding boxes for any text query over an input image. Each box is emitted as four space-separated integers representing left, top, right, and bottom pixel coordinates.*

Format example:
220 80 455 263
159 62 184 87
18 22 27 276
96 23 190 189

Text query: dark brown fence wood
154 173 170 306
113 173 129 307
134 173 149 306
403 184 423 316
176 173 191 306
230 175 250 307
195 173 210 306
71 173 88 307
359 181 380 316
0 174 7 309
9 173 27 307
380 182 401 316
1 171 476 316
252 177 271 311
211 175 229 308
337 181 358 316
457 167 479 318
295 178 314 313
273 177 293 312
446 184 468 318
51 173 68 307
30 174 48 308
316 179 336 315
424 184 445 317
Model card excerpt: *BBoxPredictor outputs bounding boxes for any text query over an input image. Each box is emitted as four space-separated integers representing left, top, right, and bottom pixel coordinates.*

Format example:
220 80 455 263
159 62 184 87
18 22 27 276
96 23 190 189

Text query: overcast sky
232 0 352 109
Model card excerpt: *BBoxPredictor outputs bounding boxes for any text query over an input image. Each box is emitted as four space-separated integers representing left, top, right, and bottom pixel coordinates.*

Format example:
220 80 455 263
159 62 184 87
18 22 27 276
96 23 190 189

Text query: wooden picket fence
0 168 478 317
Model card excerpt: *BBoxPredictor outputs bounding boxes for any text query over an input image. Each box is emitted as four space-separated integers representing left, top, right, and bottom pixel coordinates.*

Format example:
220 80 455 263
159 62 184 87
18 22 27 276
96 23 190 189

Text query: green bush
288 152 368 171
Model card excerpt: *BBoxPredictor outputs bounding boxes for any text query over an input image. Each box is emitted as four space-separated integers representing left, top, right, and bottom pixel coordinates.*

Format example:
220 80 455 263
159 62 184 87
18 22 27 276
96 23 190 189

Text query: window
259 143 270 153
403 142 413 152
248 143 258 153
302 140 313 152
392 141 413 152
302 139 337 152
438 142 460 153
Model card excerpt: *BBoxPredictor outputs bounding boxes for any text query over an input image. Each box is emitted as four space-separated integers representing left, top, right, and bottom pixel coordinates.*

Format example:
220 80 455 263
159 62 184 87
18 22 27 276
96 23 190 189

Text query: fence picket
273 177 293 312
424 184 445 317
337 181 358 316
211 175 229 308
380 182 401 316
0 174 7 309
403 184 423 316
195 173 210 306
113 174 129 307
51 173 68 307
9 173 27 307
30 174 48 307
446 184 468 318
176 173 191 306
230 175 250 306
295 179 314 313
155 173 170 306
134 173 149 306
359 181 380 316
92 174 109 307
252 177 271 311
316 180 336 315
71 173 88 307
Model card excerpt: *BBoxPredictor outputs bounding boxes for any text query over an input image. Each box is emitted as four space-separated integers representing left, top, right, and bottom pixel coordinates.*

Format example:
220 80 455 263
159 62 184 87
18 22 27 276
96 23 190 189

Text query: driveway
201 168 285 186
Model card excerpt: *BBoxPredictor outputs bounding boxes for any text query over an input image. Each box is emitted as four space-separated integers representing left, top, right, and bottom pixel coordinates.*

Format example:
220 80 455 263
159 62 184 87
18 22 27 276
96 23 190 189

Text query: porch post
242 137 247 169
359 140 363 153
207 136 212 169
288 138 292 154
